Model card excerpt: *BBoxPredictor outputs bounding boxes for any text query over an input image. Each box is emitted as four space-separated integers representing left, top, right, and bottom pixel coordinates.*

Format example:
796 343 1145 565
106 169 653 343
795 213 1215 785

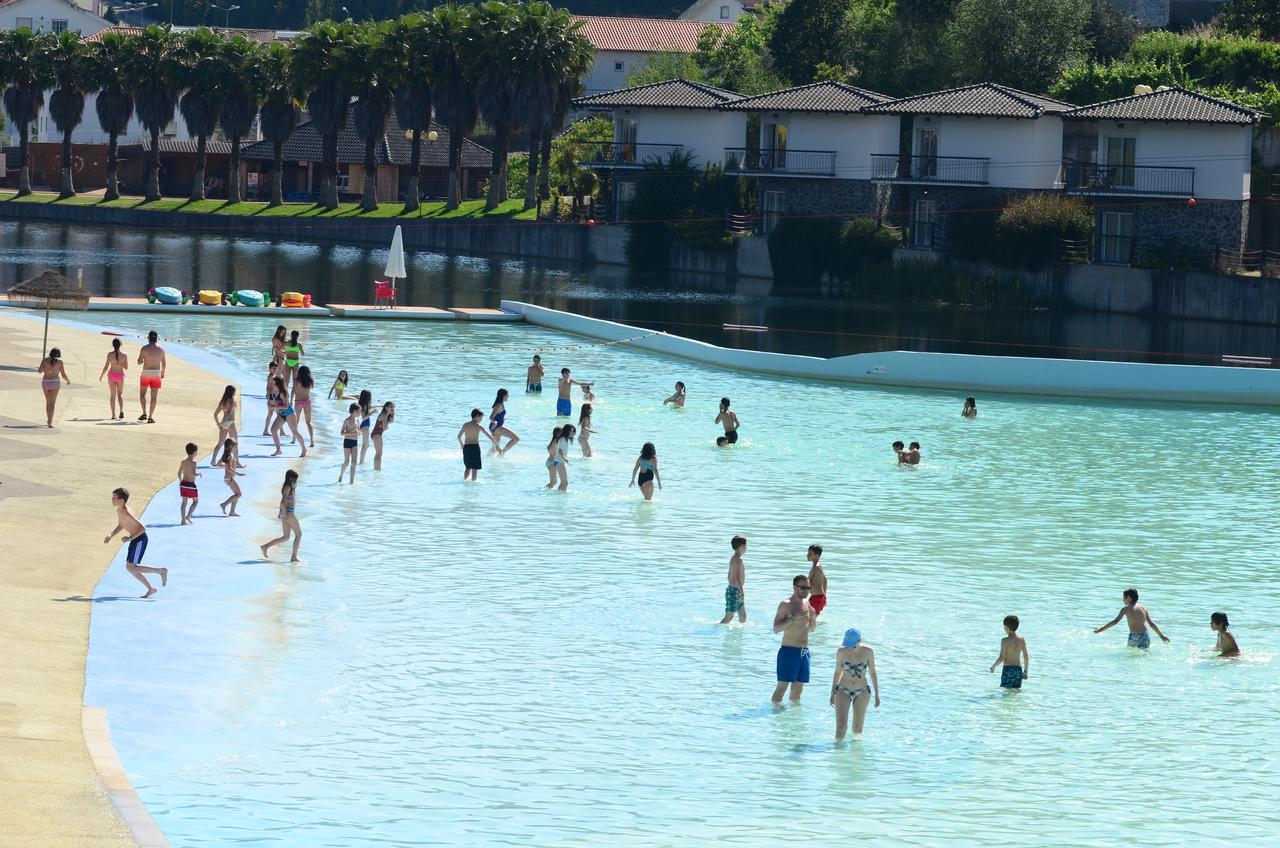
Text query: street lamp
341 6 350 20
210 3 240 27
116 2 158 25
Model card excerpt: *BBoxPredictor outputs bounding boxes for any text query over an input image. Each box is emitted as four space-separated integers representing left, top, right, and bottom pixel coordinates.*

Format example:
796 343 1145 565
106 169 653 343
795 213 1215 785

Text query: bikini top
639 458 654 471
842 659 868 679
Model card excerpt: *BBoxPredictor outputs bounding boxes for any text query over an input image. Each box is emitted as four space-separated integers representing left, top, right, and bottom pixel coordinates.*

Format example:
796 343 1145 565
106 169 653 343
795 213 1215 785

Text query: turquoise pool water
82 313 1280 846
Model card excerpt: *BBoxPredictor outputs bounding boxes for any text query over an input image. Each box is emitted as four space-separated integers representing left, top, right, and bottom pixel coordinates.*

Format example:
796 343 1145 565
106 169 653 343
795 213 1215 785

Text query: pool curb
82 709 170 848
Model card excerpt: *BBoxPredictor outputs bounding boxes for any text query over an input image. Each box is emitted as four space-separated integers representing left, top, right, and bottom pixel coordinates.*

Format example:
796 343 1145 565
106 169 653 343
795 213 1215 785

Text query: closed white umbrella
384 225 406 280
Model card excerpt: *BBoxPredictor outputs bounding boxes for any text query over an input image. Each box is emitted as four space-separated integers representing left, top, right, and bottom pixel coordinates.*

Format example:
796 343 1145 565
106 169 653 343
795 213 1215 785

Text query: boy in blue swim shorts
526 355 544 393
771 574 816 702
990 614 1029 688
1093 588 1170 650
556 368 577 417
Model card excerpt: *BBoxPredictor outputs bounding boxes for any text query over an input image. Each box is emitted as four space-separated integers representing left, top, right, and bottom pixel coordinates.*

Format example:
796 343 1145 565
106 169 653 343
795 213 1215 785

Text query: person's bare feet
141 587 157 598
260 544 270 559
160 568 168 586
228 510 239 516
220 501 228 515
300 449 307 458
290 555 301 563
271 450 282 457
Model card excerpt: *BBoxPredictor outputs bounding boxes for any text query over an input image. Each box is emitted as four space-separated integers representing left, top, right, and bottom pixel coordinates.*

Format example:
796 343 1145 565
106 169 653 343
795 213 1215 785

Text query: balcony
580 142 685 168
870 154 990 185
724 148 836 178
1063 163 1194 197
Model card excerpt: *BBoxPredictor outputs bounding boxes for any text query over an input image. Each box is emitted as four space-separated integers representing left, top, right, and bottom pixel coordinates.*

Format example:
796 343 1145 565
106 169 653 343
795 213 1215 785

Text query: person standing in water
357 389 375 464
136 330 166 423
489 389 519 454
269 376 307 458
282 330 304 389
338 403 361 484
830 629 879 738
1210 612 1240 657
103 487 168 598
962 397 977 418
1093 588 1170 649
328 370 351 400
526 355 545 393
663 381 686 408
98 337 128 420
458 408 498 481
546 425 575 491
715 397 739 444
577 404 596 458
807 544 828 617
37 347 71 428
260 469 302 563
628 442 662 500
772 575 816 703
270 325 287 367
719 535 747 625
556 369 578 417
371 401 395 471
989 615 1029 688
293 366 316 448
261 361 280 435
177 442 201 525
215 440 244 515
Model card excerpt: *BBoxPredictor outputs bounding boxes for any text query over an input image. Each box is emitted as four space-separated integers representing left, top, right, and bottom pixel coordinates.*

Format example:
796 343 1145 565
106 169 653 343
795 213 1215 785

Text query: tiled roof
140 136 245 155
865 83 1073 118
1063 86 1263 125
239 110 492 169
719 81 890 113
82 26 142 42
572 15 734 53
572 78 739 110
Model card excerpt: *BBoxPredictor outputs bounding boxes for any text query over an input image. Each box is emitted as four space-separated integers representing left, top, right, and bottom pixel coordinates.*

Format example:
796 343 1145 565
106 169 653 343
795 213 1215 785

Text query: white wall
916 115 1064 189
0 0 108 34
614 106 747 168
31 92 198 147
582 50 642 97
757 112 900 180
679 0 746 22
1092 120 1253 200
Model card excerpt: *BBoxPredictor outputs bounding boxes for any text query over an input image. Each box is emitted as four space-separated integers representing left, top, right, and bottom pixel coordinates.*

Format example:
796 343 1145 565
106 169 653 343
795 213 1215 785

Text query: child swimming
663 381 686 408
989 615 1029 688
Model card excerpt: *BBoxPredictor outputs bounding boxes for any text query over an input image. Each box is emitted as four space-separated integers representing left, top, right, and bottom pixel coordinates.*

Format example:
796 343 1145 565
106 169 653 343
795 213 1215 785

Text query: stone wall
757 177 891 220
1128 198 1249 258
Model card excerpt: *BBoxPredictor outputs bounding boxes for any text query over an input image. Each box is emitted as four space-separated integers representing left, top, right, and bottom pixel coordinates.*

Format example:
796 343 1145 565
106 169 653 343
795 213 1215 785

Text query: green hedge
767 216 899 285
993 195 1093 271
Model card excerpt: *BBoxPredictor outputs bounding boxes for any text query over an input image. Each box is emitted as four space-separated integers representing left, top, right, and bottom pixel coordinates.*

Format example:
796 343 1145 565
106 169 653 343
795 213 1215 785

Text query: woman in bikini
270 325 287 367
268 375 307 458
577 404 596 458
371 401 395 471
37 348 71 428
628 442 662 500
212 385 244 468
283 330 304 389
214 439 244 516
293 366 316 448
545 424 575 491
328 370 351 400
489 389 519 454
829 629 880 739
357 389 374 464
98 338 128 419
260 469 302 563
262 361 279 436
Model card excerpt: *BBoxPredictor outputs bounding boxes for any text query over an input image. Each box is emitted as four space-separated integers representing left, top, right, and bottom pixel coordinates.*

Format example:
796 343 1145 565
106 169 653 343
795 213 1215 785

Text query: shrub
994 194 1093 270
833 218 899 279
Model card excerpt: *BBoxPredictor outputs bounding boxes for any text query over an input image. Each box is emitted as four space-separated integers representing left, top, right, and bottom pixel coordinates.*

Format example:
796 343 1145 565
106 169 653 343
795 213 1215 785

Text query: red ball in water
1187 198 1197 207
586 219 595 227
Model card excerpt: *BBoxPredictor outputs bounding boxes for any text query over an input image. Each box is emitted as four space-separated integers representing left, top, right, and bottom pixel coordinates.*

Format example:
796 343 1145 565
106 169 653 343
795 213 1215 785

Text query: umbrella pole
42 304 50 357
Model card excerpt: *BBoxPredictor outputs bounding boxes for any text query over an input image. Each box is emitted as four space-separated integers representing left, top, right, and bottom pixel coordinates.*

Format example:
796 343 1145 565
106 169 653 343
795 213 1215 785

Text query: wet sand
0 311 229 846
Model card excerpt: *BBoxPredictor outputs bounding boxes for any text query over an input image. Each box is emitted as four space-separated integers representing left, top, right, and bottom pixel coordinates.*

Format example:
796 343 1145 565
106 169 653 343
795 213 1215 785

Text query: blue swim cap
842 629 861 648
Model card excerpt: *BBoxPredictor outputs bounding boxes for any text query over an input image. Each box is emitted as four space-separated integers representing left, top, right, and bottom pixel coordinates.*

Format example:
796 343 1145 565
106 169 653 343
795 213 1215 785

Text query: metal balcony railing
580 142 684 167
724 148 836 178
870 154 990 185
1063 162 1195 197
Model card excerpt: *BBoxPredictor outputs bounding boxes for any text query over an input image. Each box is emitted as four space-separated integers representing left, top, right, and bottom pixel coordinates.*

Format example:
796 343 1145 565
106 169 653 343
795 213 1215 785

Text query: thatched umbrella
7 270 91 358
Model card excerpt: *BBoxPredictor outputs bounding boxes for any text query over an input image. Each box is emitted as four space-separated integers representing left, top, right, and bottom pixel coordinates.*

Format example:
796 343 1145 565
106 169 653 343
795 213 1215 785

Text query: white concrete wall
582 50 641 97
680 0 746 22
614 106 747 168
502 300 1280 406
33 92 197 147
1093 120 1253 200
0 0 108 34
917 115 1064 189
758 112 900 181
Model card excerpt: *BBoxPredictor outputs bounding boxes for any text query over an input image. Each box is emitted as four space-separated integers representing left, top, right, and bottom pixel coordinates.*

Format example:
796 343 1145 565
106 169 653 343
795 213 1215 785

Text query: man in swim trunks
103 487 168 598
719 535 747 624
177 442 200 525
556 368 578 417
807 544 828 616
716 397 739 444
772 574 816 703
990 614 1029 688
457 408 498 481
1093 588 1169 649
527 355 544 393
137 330 166 423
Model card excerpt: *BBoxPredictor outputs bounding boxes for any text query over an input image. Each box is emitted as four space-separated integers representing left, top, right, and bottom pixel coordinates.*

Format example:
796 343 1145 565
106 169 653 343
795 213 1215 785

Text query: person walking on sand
489 389 519 455
261 470 302 563
103 487 168 598
830 629 879 738
545 424 575 491
577 404 596 458
293 366 316 448
1210 612 1240 658
989 615 1029 688
357 389 375 464
99 337 128 420
719 535 747 625
526 355 545 393
663 381 686 408
212 385 241 467
629 442 662 500
458 408 498 481
215 440 244 515
37 347 71 428
556 369 578 417
269 376 307 458
715 397 739 445
962 396 977 418
137 330 166 423
772 575 816 703
338 404 360 484
807 544 828 617
177 442 201 525
1093 588 1170 649
371 401 395 471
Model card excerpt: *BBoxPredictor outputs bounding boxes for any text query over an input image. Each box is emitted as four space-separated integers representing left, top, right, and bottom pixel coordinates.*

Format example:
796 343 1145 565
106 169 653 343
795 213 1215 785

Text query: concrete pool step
326 305 523 321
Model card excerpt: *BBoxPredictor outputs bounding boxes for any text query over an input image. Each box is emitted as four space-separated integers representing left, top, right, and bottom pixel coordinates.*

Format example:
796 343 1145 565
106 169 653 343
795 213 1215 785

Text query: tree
475 1 524 211
258 41 300 208
1215 0 1280 40
292 20 362 210
696 13 784 95
48 30 90 199
392 12 435 213
218 36 265 204
0 27 56 196
428 3 481 210
175 27 224 201
1084 0 1138 64
351 21 399 212
125 25 182 202
768 0 855 86
625 51 706 88
89 31 135 201
945 0 1090 93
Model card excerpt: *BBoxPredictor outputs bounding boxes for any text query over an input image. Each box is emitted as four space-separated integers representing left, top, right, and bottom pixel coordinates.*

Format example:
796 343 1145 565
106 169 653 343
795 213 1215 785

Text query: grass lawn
0 191 538 221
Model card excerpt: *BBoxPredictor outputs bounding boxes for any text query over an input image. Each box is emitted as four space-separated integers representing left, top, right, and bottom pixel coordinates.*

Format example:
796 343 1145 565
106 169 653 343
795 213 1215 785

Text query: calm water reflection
3 218 1277 363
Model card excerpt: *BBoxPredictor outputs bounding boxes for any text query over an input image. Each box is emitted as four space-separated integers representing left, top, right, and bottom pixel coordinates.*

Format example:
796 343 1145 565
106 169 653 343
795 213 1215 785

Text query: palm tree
175 27 224 202
292 20 361 210
427 3 480 210
351 21 399 212
258 42 300 208
475 1 523 212
392 12 434 213
88 31 135 201
124 25 181 202
217 35 265 204
0 27 56 196
48 30 91 199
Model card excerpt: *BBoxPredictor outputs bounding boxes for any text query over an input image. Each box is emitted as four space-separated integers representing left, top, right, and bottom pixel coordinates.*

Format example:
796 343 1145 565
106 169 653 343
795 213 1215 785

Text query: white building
571 15 735 97
678 0 760 23
0 0 109 35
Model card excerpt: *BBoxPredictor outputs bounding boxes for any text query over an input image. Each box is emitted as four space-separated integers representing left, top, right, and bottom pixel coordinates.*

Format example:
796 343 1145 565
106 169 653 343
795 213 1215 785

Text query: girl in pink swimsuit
98 338 128 420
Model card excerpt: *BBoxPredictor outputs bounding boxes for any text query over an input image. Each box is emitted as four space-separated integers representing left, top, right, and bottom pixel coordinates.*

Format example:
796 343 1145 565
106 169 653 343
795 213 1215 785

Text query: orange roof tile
571 15 734 53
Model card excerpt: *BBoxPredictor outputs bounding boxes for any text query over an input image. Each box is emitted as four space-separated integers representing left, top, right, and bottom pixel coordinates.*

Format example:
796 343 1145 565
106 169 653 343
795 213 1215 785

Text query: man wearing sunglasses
772 575 817 703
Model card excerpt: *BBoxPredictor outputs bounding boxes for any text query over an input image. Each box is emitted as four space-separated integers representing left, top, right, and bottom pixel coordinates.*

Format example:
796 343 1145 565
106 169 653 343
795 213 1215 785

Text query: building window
1105 136 1136 187
914 128 938 178
720 5 730 17
52 19 68 33
912 198 938 249
616 118 638 162
617 180 637 219
763 190 785 234
1098 211 1133 265
15 17 33 29
614 61 624 72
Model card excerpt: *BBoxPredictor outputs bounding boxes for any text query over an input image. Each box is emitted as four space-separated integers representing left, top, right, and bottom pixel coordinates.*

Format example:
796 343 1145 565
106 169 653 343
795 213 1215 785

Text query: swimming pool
83 313 1280 846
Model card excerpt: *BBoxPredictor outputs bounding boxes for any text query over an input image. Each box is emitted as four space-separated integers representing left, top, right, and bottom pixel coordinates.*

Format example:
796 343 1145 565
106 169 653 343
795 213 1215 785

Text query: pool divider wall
501 300 1280 406
83 709 171 848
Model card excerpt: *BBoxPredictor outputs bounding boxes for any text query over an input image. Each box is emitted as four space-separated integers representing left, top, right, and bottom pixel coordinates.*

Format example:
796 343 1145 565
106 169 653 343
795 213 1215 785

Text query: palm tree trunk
17 128 31 196
270 141 284 207
539 131 552 204
228 137 242 204
146 127 161 202
447 137 462 210
484 127 509 212
524 132 539 211
405 129 421 213
105 132 121 201
191 135 208 201
60 129 75 199
361 138 378 212
323 134 339 210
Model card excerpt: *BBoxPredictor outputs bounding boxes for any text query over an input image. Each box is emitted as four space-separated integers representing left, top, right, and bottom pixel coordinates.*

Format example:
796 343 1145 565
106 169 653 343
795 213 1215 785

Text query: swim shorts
108 371 124 383
527 383 542 393
556 398 571 417
725 585 743 614
724 429 739 444
343 438 358 449
462 442 482 471
776 645 810 683
179 481 198 499
139 374 162 390
809 593 827 615
125 533 149 565
1127 631 1151 649
1000 665 1024 689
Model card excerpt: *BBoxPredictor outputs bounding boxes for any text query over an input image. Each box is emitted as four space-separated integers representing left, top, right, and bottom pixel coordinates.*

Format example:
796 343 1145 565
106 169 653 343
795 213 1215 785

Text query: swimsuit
360 415 371 429
140 369 162 389
556 398 571 416
41 378 60 390
179 480 198 498
284 345 300 368
334 382 346 397
637 458 655 486
372 421 385 437
1000 665 1024 689
343 438 358 449
490 407 506 433
837 658 870 701
809 594 827 615
1127 631 1151 649
724 585 743 614
108 371 124 383
462 442 482 470
125 532 149 565
284 490 296 514
280 405 296 418
724 429 739 444
527 382 542 393
776 645 810 683
295 397 310 408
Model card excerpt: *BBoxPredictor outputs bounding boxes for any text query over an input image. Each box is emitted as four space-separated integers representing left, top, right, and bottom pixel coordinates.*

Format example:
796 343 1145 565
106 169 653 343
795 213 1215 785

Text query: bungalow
572 15 735 97
678 0 762 23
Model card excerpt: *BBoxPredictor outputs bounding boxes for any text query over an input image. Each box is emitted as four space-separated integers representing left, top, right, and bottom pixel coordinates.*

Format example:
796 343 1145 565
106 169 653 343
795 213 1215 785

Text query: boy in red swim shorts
177 442 200 525
807 544 828 615
137 330 166 423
